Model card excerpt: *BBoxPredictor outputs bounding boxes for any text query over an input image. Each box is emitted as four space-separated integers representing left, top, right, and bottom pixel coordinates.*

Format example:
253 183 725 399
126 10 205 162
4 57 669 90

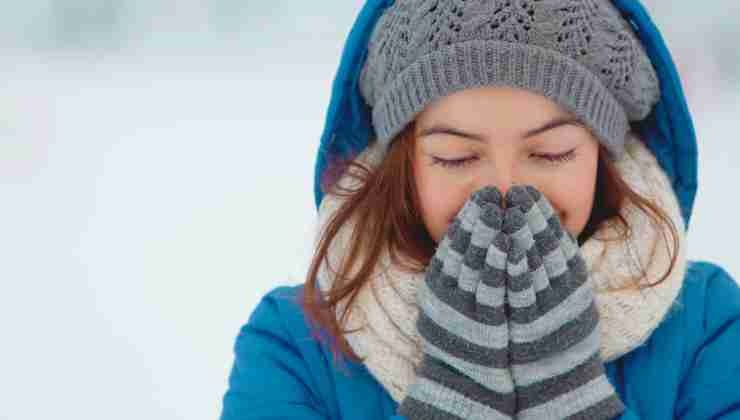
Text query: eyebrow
417 116 584 142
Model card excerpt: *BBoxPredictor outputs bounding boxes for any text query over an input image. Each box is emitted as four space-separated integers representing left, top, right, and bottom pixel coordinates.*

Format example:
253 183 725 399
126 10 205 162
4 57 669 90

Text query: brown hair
300 120 680 366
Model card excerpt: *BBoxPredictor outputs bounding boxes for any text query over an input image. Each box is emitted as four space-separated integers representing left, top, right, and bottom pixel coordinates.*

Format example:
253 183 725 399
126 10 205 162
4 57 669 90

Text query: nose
475 163 516 206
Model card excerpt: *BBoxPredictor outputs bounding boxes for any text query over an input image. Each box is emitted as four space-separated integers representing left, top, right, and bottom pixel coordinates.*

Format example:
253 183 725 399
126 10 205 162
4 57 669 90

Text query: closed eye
535 149 578 164
430 149 578 169
431 156 477 168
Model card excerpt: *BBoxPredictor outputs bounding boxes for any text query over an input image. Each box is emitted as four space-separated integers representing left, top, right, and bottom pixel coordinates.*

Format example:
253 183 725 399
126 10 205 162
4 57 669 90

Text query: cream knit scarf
315 134 687 403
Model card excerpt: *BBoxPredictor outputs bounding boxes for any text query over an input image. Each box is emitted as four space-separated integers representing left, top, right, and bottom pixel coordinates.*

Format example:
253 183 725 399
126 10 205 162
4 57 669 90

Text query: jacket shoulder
682 260 740 320
247 284 310 336
673 260 740 419
685 259 737 284
677 260 740 346
220 284 335 419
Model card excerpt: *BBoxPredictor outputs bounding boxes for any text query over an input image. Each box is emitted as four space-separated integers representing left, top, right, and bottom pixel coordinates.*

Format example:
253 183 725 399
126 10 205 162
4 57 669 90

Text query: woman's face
412 86 600 244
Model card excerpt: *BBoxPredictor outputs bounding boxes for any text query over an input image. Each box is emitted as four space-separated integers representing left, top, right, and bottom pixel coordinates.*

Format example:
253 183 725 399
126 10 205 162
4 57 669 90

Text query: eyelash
431 149 578 169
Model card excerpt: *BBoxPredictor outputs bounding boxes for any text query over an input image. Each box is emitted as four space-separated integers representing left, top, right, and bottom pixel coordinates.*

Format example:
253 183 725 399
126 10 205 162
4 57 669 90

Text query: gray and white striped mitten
502 185 625 420
398 186 516 420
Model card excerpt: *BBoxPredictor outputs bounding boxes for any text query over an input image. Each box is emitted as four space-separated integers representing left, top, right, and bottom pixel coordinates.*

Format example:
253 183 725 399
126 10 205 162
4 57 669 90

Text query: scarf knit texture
315 133 687 403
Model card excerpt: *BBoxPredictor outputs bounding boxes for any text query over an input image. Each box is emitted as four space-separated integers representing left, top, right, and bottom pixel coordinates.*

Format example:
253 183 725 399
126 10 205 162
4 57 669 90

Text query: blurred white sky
1 2 739 419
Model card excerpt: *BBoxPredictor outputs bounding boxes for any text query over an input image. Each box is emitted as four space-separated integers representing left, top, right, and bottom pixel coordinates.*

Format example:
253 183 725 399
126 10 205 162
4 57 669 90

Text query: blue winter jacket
220 0 740 418
220 262 740 419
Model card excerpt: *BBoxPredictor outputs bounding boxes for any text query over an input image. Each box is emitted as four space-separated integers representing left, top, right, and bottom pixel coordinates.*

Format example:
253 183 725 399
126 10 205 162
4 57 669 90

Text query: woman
220 0 740 419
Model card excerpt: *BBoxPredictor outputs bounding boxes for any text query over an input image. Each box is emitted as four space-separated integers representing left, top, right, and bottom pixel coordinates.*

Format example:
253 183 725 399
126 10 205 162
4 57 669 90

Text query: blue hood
312 0 698 230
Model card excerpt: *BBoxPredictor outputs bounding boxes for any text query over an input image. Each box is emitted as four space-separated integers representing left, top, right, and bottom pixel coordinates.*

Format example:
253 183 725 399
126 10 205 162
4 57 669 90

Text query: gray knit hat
358 0 661 160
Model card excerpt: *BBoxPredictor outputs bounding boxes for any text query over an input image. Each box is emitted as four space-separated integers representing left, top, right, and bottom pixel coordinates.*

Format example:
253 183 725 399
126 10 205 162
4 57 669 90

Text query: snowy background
1 1 738 419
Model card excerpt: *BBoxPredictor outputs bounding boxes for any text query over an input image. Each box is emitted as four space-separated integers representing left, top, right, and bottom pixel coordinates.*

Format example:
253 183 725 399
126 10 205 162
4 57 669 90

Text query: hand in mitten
501 185 625 420
398 186 517 420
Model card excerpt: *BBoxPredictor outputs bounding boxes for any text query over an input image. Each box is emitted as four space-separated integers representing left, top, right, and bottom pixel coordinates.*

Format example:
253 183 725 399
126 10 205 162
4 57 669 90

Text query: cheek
414 162 471 243
546 160 599 236
547 184 595 237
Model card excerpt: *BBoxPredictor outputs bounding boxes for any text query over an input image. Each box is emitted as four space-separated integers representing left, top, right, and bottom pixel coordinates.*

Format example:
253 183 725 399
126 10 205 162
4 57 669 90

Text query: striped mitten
398 185 516 420
502 185 625 420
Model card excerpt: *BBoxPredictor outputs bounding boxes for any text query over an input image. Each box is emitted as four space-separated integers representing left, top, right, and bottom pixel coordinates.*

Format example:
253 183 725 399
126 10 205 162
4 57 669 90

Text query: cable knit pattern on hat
359 0 660 159
314 132 686 403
